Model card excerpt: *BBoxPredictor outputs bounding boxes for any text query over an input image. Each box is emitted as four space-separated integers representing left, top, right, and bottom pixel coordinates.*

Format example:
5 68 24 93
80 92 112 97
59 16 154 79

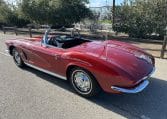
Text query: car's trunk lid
105 40 154 82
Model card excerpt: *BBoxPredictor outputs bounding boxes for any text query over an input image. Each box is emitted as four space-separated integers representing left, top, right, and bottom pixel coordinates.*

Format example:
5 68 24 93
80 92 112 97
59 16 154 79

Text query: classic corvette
5 29 155 97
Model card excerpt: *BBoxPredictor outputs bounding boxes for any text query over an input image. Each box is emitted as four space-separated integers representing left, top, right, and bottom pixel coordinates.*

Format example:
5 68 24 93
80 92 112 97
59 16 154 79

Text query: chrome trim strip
111 80 149 93
5 50 10 54
136 67 155 84
142 67 155 80
5 49 9 52
150 67 156 76
24 62 67 80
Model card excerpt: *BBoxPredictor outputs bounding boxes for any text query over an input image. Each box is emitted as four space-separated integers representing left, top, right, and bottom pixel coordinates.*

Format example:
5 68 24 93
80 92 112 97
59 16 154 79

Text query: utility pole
160 1 167 58
112 0 115 28
160 26 167 58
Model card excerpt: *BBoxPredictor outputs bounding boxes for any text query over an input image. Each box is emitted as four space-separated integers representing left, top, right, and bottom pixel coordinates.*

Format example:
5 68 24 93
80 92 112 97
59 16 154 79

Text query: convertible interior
47 35 91 49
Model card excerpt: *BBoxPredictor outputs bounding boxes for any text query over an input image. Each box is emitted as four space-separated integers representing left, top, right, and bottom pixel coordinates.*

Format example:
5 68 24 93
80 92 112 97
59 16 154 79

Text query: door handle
54 54 61 60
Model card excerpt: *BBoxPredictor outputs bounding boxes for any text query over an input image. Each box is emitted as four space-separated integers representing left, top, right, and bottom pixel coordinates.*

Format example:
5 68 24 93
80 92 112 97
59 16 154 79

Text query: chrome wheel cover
14 50 21 64
72 70 92 94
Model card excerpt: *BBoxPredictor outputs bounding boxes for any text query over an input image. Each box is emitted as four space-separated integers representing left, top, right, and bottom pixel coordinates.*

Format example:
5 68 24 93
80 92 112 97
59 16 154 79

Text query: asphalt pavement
0 33 167 119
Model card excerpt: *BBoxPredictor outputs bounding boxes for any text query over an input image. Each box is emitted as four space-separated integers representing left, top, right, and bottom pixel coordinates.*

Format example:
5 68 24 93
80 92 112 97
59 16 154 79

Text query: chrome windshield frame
41 28 51 46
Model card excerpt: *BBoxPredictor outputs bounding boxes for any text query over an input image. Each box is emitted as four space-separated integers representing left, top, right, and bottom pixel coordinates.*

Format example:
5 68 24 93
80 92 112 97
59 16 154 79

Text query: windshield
42 29 91 49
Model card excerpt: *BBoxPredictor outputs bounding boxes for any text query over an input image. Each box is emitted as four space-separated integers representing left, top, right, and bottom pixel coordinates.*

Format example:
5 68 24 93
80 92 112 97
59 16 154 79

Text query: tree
0 0 30 27
113 0 167 39
21 0 92 27
0 0 9 25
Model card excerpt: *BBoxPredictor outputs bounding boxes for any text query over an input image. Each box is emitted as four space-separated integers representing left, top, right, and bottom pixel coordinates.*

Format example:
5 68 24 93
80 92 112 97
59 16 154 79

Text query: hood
105 40 154 81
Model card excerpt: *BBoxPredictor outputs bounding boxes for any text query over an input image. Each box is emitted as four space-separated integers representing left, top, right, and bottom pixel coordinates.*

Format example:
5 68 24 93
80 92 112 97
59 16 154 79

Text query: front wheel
70 67 101 97
12 48 24 67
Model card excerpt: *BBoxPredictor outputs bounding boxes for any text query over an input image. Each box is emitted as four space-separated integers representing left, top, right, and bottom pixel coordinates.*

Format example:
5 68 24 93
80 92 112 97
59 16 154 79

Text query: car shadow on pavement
89 77 167 119
23 66 167 119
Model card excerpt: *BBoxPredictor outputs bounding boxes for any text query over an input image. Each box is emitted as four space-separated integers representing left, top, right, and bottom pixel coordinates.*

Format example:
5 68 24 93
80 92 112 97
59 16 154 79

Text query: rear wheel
70 67 101 97
12 48 24 67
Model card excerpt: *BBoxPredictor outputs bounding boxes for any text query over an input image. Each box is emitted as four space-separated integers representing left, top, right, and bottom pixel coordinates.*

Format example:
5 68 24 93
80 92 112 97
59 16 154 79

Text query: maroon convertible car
5 29 155 97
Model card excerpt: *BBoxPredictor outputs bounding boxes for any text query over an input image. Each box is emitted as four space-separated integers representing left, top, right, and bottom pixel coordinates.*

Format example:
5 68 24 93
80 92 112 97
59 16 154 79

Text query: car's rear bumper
111 80 149 93
111 67 155 93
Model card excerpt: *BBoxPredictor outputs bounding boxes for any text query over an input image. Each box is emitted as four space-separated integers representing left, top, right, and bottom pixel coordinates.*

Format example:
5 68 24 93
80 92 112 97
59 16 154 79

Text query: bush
113 0 167 39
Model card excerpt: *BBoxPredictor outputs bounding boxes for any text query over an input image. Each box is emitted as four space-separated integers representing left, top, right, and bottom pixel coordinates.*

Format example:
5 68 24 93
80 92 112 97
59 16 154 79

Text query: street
0 33 167 119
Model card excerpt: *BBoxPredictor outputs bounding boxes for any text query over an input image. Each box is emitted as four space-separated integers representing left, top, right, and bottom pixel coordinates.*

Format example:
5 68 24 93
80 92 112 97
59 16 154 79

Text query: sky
5 0 124 7
89 0 124 7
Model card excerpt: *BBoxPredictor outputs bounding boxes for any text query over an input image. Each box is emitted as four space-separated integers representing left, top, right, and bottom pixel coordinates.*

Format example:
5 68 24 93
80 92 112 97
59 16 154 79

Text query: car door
22 40 66 77
32 44 66 75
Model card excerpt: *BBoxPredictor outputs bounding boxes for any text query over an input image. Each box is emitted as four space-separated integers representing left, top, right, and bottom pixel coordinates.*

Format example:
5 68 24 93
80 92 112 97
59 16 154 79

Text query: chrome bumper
111 80 149 93
111 67 155 93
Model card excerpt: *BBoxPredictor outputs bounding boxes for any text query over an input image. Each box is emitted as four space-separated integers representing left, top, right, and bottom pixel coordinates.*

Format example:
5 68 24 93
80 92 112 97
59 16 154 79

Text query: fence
2 26 32 37
2 26 74 38
1 26 110 40
2 26 18 36
1 26 167 59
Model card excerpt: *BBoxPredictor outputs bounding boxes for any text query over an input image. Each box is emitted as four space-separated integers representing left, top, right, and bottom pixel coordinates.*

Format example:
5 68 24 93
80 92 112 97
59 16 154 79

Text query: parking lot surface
0 33 167 119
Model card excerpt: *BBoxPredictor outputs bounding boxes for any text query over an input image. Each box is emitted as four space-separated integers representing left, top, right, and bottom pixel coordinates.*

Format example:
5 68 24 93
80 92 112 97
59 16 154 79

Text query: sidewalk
153 58 167 80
